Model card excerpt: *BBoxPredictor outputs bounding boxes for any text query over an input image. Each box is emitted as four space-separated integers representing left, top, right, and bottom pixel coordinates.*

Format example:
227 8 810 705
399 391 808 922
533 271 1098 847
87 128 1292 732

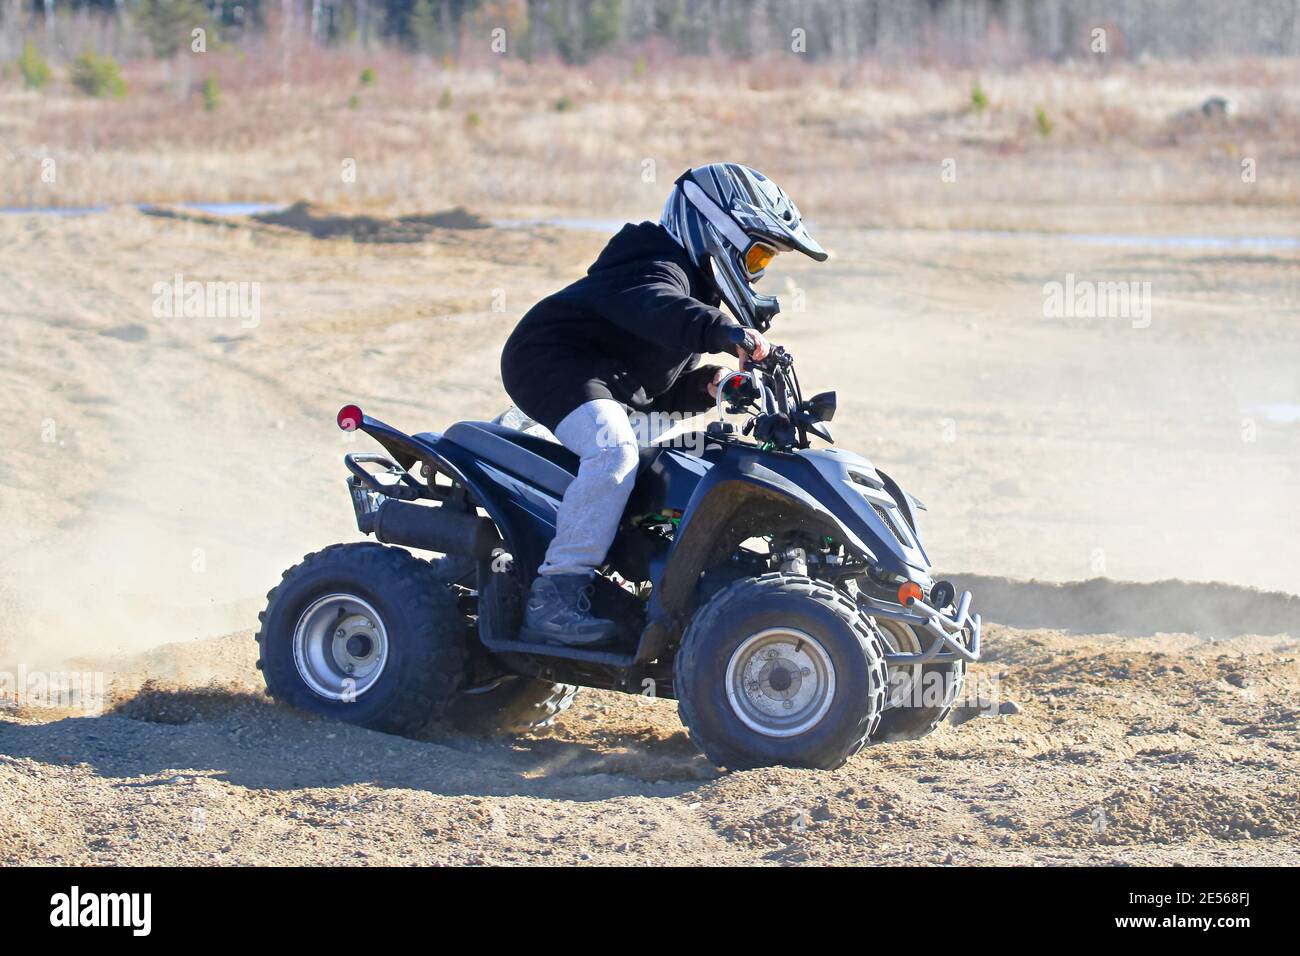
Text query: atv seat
440 421 662 500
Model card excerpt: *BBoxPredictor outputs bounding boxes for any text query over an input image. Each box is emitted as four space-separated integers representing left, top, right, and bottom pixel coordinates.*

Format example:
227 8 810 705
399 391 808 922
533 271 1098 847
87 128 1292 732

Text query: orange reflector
898 582 923 606
744 242 777 275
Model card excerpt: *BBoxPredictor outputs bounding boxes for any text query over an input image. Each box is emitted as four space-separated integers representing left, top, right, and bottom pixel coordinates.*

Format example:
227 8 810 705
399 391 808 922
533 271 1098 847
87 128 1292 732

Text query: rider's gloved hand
727 326 772 368
707 366 729 400
713 369 762 406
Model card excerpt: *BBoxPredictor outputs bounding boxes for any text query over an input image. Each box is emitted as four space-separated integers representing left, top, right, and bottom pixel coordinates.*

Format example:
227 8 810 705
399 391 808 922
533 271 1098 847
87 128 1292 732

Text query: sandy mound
950 575 1300 637
2 609 1297 866
252 202 491 242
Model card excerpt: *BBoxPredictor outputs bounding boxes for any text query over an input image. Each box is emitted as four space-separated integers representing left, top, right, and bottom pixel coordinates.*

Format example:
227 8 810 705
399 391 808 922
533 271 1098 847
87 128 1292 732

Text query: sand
1 204 1297 865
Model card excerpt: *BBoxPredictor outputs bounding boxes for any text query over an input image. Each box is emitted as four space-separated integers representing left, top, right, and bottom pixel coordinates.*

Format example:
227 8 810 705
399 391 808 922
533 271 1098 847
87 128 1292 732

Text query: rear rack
345 451 462 534
345 453 427 500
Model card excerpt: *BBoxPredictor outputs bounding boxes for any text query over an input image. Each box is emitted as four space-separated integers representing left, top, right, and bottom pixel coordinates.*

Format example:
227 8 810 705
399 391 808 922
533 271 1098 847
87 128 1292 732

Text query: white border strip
682 179 753 251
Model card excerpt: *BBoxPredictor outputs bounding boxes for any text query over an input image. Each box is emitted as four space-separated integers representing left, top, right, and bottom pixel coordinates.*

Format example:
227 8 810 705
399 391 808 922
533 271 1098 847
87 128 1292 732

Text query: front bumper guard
868 590 982 666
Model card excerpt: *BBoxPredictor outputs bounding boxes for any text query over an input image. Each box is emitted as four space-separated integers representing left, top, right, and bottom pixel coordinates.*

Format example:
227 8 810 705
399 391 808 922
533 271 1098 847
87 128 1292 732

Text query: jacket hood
589 221 693 274
588 221 718 307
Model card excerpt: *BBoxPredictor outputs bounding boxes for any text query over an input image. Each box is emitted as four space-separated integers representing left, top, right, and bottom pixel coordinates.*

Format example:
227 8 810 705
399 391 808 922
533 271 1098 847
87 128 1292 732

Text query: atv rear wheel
871 618 966 742
257 543 467 735
674 573 888 771
445 676 578 734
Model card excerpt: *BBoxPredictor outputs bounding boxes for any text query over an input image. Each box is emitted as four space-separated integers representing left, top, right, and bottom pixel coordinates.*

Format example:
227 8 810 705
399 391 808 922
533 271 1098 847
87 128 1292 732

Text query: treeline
9 0 1300 63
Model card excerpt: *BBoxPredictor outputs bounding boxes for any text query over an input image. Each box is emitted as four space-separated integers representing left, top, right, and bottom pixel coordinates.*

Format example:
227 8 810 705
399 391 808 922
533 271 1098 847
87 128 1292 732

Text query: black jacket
500 221 740 432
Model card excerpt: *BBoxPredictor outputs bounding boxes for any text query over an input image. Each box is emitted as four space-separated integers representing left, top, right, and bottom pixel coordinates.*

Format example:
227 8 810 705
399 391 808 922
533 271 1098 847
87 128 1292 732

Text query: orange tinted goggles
744 242 778 275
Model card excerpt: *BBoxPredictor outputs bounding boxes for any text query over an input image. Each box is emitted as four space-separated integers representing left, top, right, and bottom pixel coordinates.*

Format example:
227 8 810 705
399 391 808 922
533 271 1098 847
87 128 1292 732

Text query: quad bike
256 347 982 769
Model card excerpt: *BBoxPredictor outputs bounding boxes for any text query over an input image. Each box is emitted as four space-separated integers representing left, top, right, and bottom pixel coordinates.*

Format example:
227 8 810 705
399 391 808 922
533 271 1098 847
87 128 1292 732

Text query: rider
500 163 828 646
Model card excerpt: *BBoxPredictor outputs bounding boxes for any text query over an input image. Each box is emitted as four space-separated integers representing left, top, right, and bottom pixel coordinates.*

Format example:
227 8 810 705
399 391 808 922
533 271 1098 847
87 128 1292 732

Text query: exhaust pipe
367 500 501 559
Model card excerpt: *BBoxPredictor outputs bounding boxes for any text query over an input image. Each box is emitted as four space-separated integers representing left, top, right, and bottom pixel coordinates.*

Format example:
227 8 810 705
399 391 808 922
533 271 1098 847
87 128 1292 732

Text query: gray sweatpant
539 399 640 577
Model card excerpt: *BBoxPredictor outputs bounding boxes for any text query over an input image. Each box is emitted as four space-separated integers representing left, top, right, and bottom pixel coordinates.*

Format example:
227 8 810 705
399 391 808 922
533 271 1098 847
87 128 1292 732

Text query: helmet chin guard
660 163 826 331
709 258 781 332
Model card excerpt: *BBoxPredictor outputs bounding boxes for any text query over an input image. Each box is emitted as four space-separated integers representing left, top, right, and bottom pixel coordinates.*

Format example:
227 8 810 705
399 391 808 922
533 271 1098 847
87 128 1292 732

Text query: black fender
350 414 555 578
418 433 557 578
353 408 556 595
647 449 887 640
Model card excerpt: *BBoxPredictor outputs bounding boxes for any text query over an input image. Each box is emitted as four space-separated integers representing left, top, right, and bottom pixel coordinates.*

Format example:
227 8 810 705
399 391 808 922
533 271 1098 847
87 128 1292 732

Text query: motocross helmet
660 163 827 331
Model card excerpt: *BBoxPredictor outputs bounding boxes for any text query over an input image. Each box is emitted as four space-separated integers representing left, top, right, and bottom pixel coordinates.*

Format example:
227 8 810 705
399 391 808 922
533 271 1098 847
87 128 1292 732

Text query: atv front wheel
674 573 888 771
257 543 467 735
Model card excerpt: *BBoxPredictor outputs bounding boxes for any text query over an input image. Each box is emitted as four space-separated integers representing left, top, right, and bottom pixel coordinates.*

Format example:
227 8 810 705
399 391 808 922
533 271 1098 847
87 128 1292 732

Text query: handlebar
726 326 791 371
716 341 828 451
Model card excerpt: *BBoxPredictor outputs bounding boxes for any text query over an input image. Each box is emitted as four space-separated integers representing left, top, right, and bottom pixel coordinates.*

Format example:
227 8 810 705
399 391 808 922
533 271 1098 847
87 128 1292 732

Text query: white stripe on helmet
682 179 754 252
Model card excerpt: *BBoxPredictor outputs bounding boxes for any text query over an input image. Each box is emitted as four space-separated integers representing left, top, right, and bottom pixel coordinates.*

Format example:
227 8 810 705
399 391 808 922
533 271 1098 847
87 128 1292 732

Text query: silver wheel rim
725 628 836 738
876 619 922 709
292 593 389 701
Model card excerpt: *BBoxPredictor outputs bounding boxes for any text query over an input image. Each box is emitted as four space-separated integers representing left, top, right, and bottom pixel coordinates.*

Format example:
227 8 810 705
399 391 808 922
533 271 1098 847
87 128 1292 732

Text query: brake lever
750 346 794 372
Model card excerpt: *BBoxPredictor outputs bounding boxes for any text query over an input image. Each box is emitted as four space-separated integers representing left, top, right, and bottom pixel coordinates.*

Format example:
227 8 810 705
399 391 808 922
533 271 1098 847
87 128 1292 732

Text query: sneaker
519 574 620 647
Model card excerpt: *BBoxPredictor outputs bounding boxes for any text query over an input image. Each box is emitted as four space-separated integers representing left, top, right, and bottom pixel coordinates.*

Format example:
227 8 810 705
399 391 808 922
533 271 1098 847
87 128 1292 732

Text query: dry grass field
4 53 1299 230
